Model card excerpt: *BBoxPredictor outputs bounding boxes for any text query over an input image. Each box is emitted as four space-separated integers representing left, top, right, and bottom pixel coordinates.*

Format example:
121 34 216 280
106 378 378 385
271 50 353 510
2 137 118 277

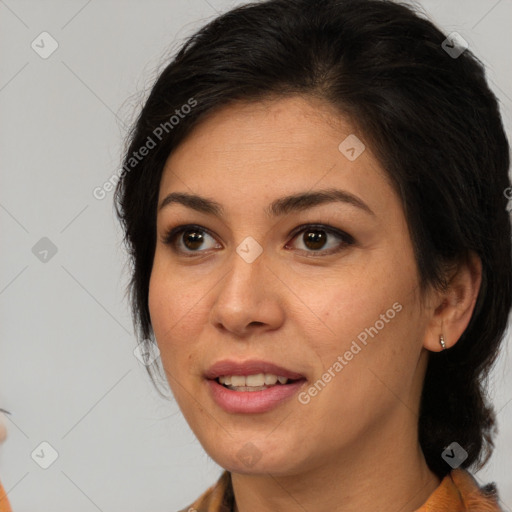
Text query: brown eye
182 229 206 250
286 224 354 256
302 229 328 250
162 225 220 254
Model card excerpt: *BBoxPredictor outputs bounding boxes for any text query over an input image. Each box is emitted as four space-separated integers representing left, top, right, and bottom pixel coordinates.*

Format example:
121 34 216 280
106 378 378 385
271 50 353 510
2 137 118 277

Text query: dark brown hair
114 0 512 478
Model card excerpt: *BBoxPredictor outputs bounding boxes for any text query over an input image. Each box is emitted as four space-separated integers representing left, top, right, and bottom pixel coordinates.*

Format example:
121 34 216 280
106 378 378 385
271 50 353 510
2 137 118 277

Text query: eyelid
162 224 212 243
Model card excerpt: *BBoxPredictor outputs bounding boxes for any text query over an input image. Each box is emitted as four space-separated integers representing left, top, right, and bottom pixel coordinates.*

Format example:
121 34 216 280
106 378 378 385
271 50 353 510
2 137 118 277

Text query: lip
204 359 306 380
206 378 307 414
204 359 307 414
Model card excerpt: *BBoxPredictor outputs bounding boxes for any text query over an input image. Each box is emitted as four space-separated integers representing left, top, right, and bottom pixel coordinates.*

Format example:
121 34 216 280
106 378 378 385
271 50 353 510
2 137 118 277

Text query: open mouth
206 370 307 413
215 375 306 392
204 360 307 412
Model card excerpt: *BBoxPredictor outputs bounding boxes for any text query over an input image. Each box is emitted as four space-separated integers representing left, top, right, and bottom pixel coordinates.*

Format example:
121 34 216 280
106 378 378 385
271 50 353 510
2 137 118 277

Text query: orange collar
0 480 12 512
415 469 502 512
180 469 503 512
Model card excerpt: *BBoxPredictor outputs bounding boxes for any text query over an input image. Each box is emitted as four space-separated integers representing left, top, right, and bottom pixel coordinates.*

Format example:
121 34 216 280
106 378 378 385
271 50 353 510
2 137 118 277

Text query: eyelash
161 223 355 258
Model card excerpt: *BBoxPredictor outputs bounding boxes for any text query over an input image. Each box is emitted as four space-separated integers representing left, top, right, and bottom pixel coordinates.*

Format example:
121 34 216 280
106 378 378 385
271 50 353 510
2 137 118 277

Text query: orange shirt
0 480 12 512
178 469 503 512
0 468 503 511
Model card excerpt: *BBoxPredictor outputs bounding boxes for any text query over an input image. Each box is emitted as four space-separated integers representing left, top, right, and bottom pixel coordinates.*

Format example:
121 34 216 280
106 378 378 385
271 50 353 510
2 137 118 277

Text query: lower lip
206 378 307 414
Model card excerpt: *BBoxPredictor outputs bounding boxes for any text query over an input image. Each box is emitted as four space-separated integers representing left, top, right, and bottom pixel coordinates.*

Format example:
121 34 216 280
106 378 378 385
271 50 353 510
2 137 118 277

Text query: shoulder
449 469 503 511
176 471 233 512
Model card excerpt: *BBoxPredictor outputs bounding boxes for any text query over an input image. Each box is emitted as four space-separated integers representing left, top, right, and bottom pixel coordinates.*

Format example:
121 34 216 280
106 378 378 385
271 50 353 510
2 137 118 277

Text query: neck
231 416 441 512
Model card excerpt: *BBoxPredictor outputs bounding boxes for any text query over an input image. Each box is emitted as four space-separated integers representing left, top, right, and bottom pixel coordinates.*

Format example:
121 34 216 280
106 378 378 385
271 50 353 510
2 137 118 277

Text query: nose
208 245 285 337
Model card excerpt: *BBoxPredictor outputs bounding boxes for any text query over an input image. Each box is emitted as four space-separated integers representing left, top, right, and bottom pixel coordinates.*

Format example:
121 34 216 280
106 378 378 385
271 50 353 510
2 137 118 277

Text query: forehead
168 96 354 159
158 95 394 214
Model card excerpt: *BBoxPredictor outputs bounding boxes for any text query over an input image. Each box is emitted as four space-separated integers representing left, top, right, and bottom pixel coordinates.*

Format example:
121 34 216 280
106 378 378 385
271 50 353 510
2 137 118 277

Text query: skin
148 95 482 512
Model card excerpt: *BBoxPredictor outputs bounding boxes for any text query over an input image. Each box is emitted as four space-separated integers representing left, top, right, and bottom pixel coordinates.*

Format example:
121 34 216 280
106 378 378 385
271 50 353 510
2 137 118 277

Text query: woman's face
148 96 434 475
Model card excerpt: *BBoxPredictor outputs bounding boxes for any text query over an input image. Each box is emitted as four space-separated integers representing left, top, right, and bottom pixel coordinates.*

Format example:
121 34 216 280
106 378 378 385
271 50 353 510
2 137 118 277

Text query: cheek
147 258 208 364
302 253 420 384
329 286 421 404
148 261 184 361
305 265 405 342
148 262 170 339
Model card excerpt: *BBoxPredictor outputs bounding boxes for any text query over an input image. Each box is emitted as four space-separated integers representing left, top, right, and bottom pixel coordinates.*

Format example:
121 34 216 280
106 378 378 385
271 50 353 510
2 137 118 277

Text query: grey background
0 0 511 510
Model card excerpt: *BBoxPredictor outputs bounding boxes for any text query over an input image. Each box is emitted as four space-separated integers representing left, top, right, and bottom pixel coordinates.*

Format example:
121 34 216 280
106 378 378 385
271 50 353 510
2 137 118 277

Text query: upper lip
204 359 306 381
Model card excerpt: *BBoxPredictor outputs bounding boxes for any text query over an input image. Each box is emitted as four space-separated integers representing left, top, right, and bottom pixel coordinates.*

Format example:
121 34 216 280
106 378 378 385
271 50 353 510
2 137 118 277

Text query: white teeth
264 374 278 386
230 375 246 387
245 373 265 386
218 373 290 386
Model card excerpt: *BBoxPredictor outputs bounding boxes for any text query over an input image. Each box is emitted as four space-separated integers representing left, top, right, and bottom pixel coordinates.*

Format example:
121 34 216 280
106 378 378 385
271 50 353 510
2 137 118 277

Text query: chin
204 437 305 476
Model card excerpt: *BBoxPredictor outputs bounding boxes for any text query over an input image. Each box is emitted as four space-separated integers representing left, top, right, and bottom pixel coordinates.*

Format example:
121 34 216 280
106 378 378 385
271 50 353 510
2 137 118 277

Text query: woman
114 0 511 510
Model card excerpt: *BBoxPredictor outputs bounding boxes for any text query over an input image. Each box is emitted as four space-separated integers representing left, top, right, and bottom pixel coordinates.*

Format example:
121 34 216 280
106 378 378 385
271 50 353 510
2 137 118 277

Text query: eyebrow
158 188 375 218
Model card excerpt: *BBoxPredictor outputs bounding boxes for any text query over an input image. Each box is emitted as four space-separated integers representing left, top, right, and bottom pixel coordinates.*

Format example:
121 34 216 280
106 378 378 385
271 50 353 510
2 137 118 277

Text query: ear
422 251 482 352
